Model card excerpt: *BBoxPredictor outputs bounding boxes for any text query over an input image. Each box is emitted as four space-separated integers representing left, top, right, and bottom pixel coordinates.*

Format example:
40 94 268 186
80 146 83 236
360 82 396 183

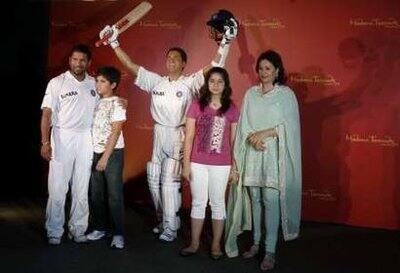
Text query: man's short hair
167 47 187 63
70 43 92 61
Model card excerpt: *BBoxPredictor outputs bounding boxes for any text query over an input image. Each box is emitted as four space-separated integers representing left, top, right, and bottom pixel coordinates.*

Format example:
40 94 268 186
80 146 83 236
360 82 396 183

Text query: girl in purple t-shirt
180 67 240 259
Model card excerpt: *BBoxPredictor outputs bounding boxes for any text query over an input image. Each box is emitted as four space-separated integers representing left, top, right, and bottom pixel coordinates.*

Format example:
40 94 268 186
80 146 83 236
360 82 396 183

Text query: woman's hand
247 131 267 151
247 129 277 151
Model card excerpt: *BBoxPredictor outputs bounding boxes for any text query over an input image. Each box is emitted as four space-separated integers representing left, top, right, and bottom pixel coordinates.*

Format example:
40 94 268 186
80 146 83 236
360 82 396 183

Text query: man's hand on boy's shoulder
117 97 128 109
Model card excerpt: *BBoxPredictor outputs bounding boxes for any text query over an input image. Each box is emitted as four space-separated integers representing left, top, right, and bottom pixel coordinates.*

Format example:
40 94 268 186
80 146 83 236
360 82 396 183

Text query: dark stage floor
0 198 399 273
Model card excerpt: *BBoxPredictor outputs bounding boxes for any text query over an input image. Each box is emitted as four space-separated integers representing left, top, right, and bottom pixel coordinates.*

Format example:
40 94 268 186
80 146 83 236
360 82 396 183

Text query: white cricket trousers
147 124 184 232
190 162 231 220
46 127 93 238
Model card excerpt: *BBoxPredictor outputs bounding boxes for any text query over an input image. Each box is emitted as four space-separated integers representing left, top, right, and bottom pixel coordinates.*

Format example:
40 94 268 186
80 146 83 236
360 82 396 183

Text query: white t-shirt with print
41 71 98 131
92 96 126 153
134 67 204 127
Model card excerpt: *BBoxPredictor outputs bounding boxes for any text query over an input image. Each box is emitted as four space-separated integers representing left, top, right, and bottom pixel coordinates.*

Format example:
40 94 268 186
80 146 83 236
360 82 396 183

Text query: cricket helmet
206 9 238 42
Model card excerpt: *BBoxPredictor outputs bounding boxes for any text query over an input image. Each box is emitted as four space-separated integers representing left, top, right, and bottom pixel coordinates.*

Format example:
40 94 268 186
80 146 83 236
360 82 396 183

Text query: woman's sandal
242 245 259 259
260 254 275 271
210 251 224 260
179 246 198 257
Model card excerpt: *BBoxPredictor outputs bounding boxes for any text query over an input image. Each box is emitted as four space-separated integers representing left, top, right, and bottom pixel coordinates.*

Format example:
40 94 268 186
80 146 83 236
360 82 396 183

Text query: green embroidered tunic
225 84 302 257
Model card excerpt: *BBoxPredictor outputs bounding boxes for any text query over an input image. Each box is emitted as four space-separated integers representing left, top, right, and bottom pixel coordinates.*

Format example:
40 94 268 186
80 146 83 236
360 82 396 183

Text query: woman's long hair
256 50 287 84
198 67 232 115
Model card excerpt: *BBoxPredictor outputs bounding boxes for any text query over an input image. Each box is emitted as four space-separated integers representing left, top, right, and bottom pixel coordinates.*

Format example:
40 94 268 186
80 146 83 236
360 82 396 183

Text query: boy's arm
96 121 125 171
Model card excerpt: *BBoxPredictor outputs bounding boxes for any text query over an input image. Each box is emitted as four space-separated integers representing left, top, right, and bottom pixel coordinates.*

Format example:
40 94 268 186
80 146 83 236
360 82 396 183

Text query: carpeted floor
0 198 399 273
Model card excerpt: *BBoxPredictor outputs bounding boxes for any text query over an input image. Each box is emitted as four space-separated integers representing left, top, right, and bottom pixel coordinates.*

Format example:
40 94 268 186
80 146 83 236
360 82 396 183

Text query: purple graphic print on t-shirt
186 101 240 166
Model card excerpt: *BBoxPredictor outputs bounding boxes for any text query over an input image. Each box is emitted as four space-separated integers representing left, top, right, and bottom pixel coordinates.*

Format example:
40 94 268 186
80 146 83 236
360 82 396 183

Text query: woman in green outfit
225 50 302 271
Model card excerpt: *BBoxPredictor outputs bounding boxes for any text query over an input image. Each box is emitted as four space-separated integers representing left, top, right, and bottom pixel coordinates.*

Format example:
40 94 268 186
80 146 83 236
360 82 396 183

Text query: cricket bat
95 1 152 47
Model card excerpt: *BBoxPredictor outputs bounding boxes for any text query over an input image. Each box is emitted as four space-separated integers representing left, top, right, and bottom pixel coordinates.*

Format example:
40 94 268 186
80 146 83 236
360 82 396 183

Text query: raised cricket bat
95 1 152 47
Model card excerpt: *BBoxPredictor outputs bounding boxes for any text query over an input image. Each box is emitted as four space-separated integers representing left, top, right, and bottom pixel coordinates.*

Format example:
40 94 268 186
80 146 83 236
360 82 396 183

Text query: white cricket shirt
135 67 204 127
41 71 98 131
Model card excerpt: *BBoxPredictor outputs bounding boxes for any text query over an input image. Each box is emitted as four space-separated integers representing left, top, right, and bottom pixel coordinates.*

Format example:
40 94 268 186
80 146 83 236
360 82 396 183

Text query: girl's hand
228 170 239 185
182 164 191 182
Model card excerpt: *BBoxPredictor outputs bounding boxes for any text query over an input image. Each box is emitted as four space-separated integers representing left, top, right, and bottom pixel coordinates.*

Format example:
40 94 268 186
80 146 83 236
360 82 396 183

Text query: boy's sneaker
68 232 88 243
110 235 124 249
48 237 61 245
86 230 106 241
159 228 177 242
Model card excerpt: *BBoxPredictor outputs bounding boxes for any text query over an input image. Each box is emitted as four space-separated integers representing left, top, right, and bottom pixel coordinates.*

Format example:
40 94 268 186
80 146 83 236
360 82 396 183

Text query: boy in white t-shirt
86 66 126 249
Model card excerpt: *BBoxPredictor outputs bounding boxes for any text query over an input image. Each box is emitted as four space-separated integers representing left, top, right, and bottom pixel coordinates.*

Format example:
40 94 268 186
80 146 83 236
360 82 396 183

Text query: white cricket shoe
86 230 106 241
159 228 177 242
68 232 88 243
48 237 61 245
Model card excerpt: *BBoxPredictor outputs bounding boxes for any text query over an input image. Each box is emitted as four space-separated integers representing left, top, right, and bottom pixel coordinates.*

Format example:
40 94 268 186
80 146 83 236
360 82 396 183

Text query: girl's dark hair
96 66 121 89
256 50 286 84
199 67 232 115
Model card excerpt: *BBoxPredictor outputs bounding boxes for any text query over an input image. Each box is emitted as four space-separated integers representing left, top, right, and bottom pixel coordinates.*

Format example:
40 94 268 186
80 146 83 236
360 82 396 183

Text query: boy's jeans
90 149 124 235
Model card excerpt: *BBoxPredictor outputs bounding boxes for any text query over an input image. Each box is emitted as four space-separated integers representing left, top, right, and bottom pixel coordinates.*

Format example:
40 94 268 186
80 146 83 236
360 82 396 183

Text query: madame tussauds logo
350 18 400 29
139 20 181 29
289 74 340 86
240 18 285 29
302 189 336 202
345 133 399 147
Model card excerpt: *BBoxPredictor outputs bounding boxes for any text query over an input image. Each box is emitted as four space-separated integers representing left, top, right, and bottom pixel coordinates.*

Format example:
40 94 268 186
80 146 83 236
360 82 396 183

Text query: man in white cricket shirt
99 11 238 242
40 44 98 245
